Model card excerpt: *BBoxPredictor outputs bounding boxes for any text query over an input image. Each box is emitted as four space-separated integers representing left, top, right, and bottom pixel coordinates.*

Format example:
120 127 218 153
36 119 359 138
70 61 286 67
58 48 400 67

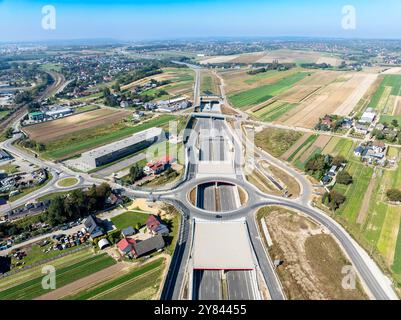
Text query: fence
0 243 90 279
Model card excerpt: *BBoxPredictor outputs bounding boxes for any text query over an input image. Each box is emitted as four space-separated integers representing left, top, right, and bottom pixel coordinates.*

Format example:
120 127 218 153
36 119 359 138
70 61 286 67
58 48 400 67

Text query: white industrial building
80 127 164 169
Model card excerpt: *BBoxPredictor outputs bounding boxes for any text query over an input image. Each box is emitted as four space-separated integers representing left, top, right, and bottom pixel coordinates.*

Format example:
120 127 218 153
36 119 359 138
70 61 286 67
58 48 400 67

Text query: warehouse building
80 127 164 169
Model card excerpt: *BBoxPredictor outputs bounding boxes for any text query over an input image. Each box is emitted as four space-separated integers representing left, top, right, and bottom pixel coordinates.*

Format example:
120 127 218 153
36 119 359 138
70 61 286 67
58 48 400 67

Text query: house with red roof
146 215 169 236
117 238 136 255
143 155 174 176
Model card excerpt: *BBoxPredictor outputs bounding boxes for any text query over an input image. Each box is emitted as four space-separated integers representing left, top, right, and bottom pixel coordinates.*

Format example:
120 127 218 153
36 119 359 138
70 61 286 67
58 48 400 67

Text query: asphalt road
193 270 222 300
1 61 397 301
226 271 255 300
219 183 237 212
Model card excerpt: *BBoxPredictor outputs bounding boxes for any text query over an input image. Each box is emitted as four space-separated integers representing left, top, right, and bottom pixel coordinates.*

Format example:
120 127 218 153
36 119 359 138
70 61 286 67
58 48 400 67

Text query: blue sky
0 0 401 42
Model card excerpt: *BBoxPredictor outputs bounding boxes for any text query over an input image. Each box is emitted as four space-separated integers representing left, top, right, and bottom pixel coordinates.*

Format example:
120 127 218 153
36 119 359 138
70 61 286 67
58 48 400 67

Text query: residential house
372 140 386 153
355 123 369 135
117 238 136 255
121 226 136 237
117 235 165 258
360 108 376 124
84 215 105 239
354 146 365 157
146 215 169 236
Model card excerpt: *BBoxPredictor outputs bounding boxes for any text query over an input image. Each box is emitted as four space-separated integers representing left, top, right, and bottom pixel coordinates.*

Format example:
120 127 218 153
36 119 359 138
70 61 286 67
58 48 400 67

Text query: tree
129 164 144 182
386 189 401 202
328 190 346 211
336 171 353 185
391 119 399 128
332 155 347 167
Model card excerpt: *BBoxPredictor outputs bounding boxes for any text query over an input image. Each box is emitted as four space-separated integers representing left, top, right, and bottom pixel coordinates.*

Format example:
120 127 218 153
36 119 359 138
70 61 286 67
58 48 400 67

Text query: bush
386 189 401 202
328 190 346 211
336 171 353 185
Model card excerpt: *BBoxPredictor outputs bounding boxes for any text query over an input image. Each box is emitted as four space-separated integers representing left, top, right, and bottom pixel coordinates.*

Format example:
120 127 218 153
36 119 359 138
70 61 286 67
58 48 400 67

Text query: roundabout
56 176 80 189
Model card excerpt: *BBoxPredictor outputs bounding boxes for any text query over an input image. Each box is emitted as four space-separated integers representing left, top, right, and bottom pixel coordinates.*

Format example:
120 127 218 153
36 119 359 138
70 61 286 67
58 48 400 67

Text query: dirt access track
23 108 131 143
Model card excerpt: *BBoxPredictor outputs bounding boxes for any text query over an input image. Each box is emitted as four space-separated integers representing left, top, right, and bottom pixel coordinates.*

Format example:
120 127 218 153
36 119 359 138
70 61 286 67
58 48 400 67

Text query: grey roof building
80 127 164 169
133 234 165 258
84 215 105 239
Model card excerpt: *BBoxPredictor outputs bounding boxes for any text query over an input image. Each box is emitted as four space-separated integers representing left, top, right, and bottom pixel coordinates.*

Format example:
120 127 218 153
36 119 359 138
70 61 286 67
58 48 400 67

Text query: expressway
0 62 398 300
226 271 255 300
193 270 222 300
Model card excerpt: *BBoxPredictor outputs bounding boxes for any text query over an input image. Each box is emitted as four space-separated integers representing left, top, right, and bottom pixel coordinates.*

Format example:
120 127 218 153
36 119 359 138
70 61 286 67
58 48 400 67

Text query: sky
1 0 401 42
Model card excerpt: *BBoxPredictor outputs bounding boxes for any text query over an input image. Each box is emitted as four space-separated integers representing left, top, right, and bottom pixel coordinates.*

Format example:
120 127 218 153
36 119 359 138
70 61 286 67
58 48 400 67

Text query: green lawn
42 115 176 160
111 211 150 230
65 258 164 300
228 72 309 109
75 105 99 113
0 254 116 300
57 177 79 187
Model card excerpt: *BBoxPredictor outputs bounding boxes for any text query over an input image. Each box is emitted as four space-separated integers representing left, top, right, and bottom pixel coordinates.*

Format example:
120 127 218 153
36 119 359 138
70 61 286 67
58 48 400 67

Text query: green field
228 72 309 109
66 258 164 300
368 75 401 111
42 115 176 160
111 211 150 230
317 137 401 289
252 101 297 122
379 115 401 125
0 253 116 300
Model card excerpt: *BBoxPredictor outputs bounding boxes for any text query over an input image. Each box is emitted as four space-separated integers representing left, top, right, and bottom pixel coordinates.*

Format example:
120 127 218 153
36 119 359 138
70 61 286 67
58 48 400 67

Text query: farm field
122 67 195 100
368 75 401 112
66 258 165 300
0 253 116 300
199 49 344 66
228 72 309 109
277 72 378 128
23 108 132 143
301 135 401 291
39 114 175 160
250 100 298 122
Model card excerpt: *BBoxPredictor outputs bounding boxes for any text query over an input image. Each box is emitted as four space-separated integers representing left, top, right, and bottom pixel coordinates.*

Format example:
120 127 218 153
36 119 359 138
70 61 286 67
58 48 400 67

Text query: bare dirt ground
258 207 368 300
334 74 378 116
23 109 131 143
